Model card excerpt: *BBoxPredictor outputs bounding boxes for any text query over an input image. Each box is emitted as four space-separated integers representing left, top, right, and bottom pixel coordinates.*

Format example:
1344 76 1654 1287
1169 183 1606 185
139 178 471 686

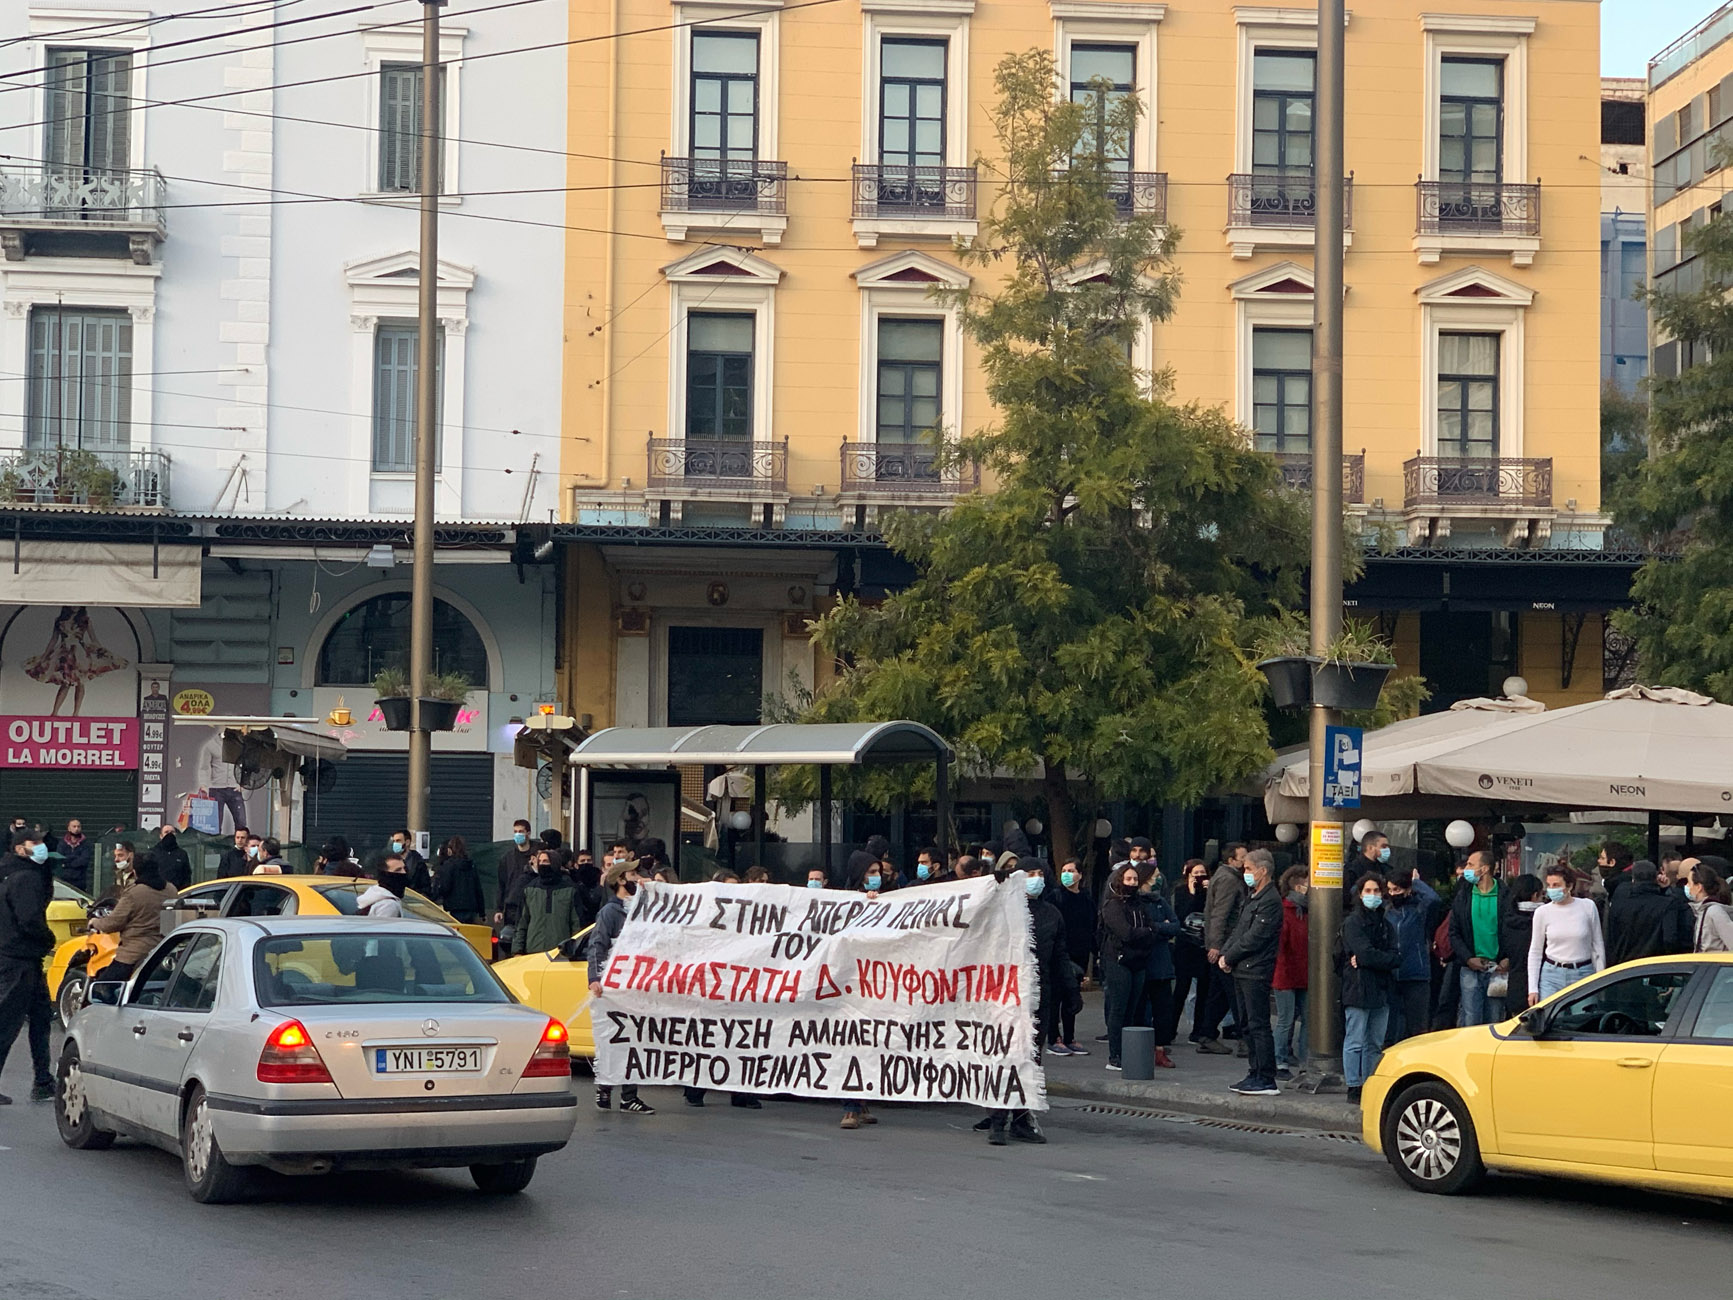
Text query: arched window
316 594 489 687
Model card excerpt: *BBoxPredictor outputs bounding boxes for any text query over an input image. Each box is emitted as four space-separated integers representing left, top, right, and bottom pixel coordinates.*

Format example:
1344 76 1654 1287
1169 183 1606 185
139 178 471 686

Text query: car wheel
181 1085 252 1204
470 1157 538 1194
1382 1080 1485 1195
56 973 86 1023
54 1043 114 1151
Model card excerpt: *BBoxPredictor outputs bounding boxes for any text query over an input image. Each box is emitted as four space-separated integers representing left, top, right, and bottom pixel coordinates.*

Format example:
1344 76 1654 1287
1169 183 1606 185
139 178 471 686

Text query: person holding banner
983 857 1074 1146
588 862 655 1115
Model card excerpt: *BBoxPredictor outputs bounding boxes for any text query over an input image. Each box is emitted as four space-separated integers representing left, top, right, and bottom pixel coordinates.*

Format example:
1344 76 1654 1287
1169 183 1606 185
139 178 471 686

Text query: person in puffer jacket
587 863 653 1115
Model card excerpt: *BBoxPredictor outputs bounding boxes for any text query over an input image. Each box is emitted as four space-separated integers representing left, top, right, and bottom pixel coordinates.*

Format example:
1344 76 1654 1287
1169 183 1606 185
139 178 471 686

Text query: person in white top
1528 866 1606 1005
1685 859 1733 953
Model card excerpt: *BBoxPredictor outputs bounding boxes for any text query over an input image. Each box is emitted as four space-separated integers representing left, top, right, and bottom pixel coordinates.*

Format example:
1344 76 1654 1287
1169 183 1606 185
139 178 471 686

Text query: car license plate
374 1046 484 1074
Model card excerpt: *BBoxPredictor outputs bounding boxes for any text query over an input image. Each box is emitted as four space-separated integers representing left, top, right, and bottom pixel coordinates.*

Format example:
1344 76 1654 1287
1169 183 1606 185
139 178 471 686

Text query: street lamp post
1306 0 1347 1085
406 0 444 844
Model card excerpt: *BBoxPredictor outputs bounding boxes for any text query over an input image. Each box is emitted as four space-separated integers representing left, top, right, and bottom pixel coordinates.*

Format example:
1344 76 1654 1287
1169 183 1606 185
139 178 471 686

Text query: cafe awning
568 721 953 768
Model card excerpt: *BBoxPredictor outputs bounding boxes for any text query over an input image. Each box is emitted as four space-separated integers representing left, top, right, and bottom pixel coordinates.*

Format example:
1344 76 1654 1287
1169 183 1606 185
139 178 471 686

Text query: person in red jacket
1272 865 1310 1082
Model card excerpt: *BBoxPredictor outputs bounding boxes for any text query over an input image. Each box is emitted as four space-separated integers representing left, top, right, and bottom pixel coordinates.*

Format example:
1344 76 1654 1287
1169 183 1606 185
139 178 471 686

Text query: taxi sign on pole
1311 823 1344 889
1322 724 1363 809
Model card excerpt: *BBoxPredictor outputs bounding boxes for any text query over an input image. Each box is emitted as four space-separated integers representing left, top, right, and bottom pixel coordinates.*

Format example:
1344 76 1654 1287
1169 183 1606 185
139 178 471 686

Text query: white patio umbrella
1415 686 1733 815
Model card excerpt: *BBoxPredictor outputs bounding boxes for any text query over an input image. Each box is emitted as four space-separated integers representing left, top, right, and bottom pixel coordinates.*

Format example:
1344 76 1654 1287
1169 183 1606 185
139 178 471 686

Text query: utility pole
406 0 443 844
1305 0 1347 1085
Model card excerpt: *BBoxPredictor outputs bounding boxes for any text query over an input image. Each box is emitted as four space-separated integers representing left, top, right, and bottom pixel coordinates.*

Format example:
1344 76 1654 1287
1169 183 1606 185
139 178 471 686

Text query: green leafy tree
1600 381 1647 510
1614 217 1733 697
799 50 1311 866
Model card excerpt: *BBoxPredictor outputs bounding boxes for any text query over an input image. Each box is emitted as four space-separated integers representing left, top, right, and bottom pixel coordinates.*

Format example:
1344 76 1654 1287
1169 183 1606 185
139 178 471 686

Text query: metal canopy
568 722 952 768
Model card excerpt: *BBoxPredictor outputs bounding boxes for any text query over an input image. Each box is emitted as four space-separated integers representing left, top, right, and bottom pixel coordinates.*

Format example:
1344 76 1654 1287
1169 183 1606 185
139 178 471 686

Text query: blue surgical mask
1361 893 1382 909
247 845 259 858
1061 870 1078 887
391 840 404 853
808 878 824 890
1024 876 1044 897
1462 868 1478 884
917 863 931 880
1378 846 1391 864
30 844 48 864
513 832 527 846
1243 871 1256 888
865 874 881 891
1545 886 1566 903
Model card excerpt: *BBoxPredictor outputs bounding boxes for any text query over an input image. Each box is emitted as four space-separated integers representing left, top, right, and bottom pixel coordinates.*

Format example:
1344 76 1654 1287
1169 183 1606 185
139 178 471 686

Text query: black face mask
536 863 559 884
379 872 409 898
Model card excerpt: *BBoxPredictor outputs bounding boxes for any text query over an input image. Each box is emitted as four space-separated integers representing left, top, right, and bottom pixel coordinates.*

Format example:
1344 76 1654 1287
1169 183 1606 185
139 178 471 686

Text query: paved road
6 1046 1733 1300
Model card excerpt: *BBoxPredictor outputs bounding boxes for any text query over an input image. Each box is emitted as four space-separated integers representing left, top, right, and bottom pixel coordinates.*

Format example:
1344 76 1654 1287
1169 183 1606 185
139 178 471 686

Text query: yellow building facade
558 0 1612 746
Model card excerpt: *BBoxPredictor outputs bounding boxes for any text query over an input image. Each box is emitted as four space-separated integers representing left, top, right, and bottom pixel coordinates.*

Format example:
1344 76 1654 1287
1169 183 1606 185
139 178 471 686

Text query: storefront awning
0 541 202 607
569 721 952 768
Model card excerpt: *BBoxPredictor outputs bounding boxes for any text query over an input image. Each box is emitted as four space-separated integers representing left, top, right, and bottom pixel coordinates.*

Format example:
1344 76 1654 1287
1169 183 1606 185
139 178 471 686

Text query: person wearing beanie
587 863 654 1115
982 857 1070 1146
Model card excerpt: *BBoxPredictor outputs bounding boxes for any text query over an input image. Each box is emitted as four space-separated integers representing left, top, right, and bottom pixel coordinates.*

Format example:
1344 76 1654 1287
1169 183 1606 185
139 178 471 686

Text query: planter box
375 697 412 731
418 697 462 732
1311 661 1393 712
1256 657 1312 710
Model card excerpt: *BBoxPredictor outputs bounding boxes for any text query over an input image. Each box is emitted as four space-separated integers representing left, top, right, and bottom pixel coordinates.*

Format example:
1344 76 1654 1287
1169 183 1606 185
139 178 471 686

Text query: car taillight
257 1019 334 1084
522 1017 571 1078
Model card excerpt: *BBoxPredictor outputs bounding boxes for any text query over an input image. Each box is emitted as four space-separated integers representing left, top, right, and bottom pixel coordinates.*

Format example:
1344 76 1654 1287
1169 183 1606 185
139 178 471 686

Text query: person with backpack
1098 862 1155 1072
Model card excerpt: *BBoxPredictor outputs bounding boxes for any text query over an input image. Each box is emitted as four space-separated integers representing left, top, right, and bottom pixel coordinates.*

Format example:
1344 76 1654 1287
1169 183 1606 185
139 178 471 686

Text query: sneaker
1106 1060 1122 1072
1274 1067 1293 1082
730 1096 763 1109
1094 1033 1110 1042
594 1091 611 1111
1066 1042 1090 1056
1346 1086 1363 1106
1235 1040 1249 1058
29 1082 53 1103
987 1124 1008 1146
1228 1075 1260 1094
1197 1038 1233 1056
840 1112 861 1130
684 1093 706 1107
859 1107 878 1125
1047 1042 1073 1057
1010 1119 1048 1145
972 1114 993 1132
620 1097 656 1115
1241 1079 1282 1097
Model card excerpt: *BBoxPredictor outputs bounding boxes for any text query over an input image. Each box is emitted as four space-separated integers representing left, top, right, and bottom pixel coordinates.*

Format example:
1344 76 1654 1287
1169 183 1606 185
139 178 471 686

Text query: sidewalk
1041 987 1362 1134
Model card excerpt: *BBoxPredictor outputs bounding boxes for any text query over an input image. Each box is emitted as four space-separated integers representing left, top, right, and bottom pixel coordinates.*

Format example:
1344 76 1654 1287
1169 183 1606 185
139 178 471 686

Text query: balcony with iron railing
1047 168 1168 223
0 447 173 510
0 165 167 264
1413 179 1542 267
851 162 978 247
1225 169 1353 258
1271 450 1366 505
647 438 788 494
659 155 789 244
1402 454 1555 546
839 442 981 497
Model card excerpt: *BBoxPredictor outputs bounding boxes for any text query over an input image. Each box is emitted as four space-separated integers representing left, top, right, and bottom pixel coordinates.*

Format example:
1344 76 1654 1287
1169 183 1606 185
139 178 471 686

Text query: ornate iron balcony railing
1271 451 1366 504
1227 170 1353 229
1416 180 1541 237
1403 456 1552 509
1046 168 1168 223
648 438 787 492
0 447 172 510
853 163 977 221
660 155 788 215
0 165 166 230
840 442 981 495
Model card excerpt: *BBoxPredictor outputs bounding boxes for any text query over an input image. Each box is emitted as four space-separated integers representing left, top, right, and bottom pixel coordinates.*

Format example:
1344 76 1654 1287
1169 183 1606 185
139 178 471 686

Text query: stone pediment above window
662 245 785 285
344 251 475 331
851 249 970 291
1416 265 1534 307
1229 260 1329 299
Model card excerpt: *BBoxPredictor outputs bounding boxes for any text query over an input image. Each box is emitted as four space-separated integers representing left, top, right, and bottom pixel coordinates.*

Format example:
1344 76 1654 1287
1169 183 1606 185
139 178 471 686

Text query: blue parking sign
1322 725 1362 809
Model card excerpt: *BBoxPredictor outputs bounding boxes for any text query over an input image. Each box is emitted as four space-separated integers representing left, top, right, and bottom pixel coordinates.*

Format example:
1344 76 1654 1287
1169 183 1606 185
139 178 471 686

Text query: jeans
208 785 249 834
1344 1005 1390 1088
1538 959 1592 1001
1387 980 1432 1045
1234 974 1276 1083
1458 965 1506 1027
0 959 53 1087
1273 988 1308 1068
1102 958 1146 1064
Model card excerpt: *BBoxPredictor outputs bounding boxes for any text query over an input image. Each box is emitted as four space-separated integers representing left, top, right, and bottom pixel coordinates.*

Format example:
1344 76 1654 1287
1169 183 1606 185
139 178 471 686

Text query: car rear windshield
253 934 510 1006
312 882 453 925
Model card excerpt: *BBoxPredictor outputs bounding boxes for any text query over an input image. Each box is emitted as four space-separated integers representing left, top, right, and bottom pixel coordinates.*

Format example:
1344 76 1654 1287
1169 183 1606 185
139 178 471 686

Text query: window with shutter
371 321 445 471
378 63 445 193
26 307 133 451
43 48 131 178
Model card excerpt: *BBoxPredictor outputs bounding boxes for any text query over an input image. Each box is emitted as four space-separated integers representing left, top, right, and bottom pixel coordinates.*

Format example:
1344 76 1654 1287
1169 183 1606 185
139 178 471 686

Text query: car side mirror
1517 1006 1548 1037
86 980 124 1007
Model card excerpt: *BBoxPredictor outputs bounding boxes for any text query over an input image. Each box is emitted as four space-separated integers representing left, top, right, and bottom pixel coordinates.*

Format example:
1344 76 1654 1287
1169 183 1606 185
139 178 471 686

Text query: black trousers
1142 976 1176 1047
1386 979 1432 1046
1102 958 1146 1064
1234 973 1276 1082
0 958 52 1087
1194 965 1234 1041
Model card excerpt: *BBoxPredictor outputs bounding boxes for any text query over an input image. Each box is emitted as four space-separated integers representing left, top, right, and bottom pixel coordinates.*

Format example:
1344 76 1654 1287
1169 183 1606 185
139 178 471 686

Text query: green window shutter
26 307 132 451
86 51 131 174
43 48 88 172
378 63 445 193
372 321 444 471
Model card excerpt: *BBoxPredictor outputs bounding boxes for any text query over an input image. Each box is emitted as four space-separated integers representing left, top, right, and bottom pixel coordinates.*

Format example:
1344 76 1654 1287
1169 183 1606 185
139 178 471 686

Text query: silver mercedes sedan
55 917 579 1203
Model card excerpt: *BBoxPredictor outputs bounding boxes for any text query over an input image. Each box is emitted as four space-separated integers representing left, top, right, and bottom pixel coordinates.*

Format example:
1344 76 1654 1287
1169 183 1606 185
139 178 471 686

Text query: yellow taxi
48 874 494 1021
1364 954 1733 1198
47 878 95 952
492 926 597 1059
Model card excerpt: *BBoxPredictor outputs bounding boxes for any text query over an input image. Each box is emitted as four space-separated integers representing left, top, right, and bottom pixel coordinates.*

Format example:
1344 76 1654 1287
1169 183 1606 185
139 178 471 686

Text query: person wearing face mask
1448 850 1509 1027
857 863 885 897
494 819 537 933
1217 849 1283 1096
0 834 58 1102
85 844 177 985
1272 865 1310 1081
373 829 432 895
513 850 580 955
1528 865 1605 1004
588 863 655 1114
1201 844 1249 1055
805 867 829 890
912 845 950 886
356 855 410 917
151 825 192 891
1605 859 1693 966
1356 832 1393 878
218 826 252 878
1171 860 1222 1051
1686 858 1733 952
1098 862 1155 1071
1338 872 1400 1105
1136 863 1184 1070
1383 867 1442 1046
253 836 286 875
1049 859 1096 1055
983 858 1071 1146
55 819 93 893
1499 874 1544 1011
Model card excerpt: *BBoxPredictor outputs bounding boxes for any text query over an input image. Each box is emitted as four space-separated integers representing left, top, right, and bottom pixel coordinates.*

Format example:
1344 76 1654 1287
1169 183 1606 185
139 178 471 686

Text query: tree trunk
1041 758 1077 870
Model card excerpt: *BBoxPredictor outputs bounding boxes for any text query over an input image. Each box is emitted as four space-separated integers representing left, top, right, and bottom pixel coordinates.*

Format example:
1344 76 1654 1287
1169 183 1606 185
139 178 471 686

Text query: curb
1048 1075 1363 1133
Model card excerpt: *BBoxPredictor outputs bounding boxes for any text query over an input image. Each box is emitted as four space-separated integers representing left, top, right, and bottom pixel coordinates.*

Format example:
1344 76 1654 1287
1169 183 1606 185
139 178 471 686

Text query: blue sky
1605 0 1725 76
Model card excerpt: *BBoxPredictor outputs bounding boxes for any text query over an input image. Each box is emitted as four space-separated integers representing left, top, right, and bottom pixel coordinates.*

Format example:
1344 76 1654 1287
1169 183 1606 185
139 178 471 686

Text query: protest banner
591 874 1046 1110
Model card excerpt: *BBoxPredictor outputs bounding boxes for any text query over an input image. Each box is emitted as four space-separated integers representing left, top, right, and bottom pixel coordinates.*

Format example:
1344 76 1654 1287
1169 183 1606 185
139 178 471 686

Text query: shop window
316 593 487 686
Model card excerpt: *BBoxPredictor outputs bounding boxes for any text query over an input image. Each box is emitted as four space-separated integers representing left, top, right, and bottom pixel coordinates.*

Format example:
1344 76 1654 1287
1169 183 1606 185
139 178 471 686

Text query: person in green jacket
513 851 580 954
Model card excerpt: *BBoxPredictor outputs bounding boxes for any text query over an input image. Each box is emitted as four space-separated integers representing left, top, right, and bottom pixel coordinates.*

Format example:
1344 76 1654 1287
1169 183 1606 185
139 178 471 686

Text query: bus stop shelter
567 722 954 873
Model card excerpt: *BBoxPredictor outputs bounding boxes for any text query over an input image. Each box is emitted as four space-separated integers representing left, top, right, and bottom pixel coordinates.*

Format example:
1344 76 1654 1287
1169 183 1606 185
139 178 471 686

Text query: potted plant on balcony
419 670 472 732
1252 614 1396 712
0 464 22 505
57 448 125 507
373 666 412 731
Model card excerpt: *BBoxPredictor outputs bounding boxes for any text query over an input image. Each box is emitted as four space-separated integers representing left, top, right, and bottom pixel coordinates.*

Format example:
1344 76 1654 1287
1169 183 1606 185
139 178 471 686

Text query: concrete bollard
1121 1026 1155 1080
